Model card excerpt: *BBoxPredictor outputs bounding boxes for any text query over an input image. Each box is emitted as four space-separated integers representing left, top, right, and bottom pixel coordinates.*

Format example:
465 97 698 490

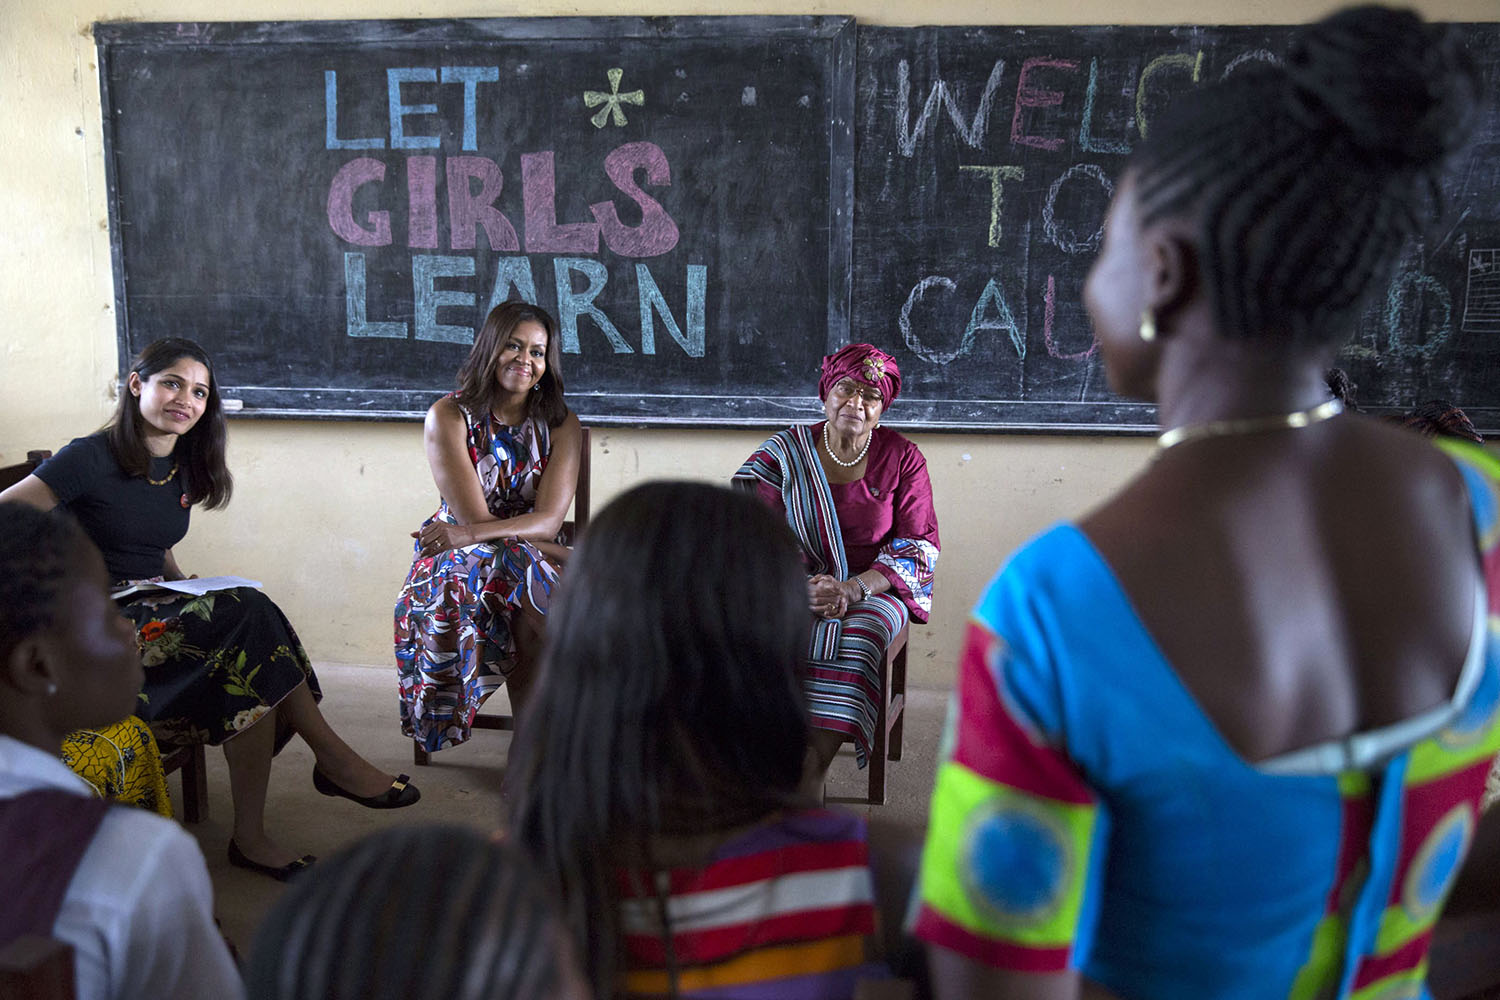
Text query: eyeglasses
832 380 883 404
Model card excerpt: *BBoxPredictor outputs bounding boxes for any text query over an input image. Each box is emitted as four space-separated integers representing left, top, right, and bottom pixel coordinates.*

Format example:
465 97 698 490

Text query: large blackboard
95 17 854 424
97 19 1500 431
854 23 1500 431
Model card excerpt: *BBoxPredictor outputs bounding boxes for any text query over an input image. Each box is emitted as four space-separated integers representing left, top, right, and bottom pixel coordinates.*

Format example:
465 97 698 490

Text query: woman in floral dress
395 301 582 753
1 337 418 880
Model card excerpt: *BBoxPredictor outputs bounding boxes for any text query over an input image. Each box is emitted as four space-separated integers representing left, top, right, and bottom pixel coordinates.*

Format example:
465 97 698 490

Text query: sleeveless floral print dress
394 399 561 752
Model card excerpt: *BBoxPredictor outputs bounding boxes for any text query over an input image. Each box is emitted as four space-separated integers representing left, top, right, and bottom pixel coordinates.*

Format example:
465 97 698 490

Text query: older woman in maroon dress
734 343 940 788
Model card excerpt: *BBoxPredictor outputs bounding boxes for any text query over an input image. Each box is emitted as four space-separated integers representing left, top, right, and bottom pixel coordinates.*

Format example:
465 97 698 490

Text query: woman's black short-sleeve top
36 433 190 582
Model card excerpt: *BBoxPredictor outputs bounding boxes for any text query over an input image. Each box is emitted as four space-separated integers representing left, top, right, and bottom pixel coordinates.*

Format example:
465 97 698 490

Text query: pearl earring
45 682 57 696
1139 309 1157 343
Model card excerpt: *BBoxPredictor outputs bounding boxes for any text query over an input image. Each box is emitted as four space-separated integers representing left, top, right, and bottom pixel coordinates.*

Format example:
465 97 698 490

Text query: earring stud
1139 309 1157 343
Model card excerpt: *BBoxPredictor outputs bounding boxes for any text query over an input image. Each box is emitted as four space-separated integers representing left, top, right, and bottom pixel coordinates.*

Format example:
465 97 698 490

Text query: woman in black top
1 338 418 880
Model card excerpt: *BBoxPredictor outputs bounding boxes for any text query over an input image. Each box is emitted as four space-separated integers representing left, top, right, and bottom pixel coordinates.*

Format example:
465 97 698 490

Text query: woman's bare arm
418 400 582 552
0 474 59 510
161 548 189 581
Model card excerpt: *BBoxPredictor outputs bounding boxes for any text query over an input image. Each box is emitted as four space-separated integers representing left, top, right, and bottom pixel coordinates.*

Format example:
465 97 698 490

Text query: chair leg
868 645 890 806
868 719 888 805
179 745 208 824
889 642 908 762
413 742 431 767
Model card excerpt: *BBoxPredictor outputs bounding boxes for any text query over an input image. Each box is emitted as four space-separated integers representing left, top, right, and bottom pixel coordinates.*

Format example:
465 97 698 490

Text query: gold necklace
145 462 178 486
1156 399 1344 452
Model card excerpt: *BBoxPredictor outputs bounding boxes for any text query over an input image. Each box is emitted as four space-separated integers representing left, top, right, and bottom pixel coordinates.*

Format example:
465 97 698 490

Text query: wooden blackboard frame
94 16 856 426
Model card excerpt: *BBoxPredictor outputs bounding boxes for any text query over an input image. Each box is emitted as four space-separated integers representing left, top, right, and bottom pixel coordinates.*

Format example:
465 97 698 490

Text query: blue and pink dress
915 442 1500 998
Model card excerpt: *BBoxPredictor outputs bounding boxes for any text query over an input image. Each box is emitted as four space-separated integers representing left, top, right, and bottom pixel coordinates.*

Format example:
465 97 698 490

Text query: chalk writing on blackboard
584 69 645 128
1466 249 1500 334
854 23 1500 431
96 17 855 423
93 19 1497 428
324 66 698 351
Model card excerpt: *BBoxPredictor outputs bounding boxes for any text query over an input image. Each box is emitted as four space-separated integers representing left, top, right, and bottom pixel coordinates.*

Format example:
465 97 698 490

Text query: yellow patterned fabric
61 718 173 818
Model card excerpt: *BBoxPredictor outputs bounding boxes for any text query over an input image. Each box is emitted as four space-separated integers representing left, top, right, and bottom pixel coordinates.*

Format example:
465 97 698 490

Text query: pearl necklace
822 422 872 467
1156 399 1344 452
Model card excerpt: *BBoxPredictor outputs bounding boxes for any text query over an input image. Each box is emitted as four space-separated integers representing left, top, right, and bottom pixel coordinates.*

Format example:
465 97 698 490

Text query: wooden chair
414 427 591 767
0 935 75 1000
861 623 909 806
1 450 210 824
0 450 53 492
160 744 209 823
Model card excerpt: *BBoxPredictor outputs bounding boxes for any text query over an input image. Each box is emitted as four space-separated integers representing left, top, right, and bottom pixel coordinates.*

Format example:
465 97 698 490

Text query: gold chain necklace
145 462 178 486
1156 399 1344 452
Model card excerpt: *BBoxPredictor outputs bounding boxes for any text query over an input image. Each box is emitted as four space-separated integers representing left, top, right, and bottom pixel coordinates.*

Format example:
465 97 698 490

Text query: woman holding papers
1 337 417 881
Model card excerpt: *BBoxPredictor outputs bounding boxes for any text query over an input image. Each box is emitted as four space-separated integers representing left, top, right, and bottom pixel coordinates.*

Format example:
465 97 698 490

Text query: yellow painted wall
3 0 1493 684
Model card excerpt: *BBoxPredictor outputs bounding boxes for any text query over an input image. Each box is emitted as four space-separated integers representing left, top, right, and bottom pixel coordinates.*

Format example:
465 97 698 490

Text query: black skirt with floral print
123 586 321 750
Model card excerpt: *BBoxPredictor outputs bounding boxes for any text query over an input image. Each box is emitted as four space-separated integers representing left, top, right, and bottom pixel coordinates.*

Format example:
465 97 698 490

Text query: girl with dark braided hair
914 7 1496 998
0 502 242 999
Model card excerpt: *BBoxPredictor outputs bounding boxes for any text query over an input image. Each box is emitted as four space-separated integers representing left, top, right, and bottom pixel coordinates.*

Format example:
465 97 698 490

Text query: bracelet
852 576 870 601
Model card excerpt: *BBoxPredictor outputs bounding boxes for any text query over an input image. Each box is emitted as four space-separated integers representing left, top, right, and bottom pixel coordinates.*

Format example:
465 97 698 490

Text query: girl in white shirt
0 500 242 1000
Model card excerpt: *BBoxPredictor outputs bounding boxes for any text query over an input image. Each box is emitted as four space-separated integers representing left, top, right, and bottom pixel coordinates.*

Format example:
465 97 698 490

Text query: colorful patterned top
618 808 886 999
914 445 1500 999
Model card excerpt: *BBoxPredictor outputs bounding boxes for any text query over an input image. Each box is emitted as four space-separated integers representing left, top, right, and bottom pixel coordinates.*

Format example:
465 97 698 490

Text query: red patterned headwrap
818 343 902 409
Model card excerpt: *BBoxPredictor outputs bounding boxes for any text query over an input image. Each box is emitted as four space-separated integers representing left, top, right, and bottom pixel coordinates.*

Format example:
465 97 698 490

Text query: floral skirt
123 586 320 751
62 718 173 817
394 536 559 752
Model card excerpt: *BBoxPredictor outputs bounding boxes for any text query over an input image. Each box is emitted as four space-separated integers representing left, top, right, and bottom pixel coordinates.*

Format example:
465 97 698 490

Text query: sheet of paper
111 576 262 599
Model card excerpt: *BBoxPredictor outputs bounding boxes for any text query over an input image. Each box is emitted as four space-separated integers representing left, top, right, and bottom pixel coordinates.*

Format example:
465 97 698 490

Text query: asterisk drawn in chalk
584 68 645 128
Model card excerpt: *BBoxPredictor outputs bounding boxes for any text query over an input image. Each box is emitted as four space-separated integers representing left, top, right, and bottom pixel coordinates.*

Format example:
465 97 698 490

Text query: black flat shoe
227 839 315 882
313 766 421 809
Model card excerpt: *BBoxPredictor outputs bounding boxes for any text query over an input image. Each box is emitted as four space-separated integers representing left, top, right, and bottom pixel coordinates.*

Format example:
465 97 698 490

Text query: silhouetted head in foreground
245 824 589 1000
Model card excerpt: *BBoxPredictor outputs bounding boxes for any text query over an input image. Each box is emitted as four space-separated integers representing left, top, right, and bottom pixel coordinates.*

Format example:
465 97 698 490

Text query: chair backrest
557 427 591 546
574 427 591 533
0 450 52 493
0 935 76 1000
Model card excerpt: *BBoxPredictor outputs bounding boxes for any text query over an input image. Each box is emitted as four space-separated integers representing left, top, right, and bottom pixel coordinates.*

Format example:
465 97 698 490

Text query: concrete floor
172 662 949 956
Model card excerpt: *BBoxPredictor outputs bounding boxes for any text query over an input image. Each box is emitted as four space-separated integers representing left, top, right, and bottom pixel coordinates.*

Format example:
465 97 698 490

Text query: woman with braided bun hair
914 8 1497 998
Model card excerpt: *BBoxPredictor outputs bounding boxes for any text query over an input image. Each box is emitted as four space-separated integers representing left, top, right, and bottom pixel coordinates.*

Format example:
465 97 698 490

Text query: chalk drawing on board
584 68 645 128
1463 249 1499 334
959 164 1025 247
895 58 1005 157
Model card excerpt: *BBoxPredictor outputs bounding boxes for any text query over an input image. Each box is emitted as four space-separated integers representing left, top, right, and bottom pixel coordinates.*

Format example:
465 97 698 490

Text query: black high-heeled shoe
312 767 421 809
227 839 315 882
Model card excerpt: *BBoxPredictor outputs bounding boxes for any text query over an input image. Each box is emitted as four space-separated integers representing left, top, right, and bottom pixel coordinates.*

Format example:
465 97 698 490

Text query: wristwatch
853 576 871 601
